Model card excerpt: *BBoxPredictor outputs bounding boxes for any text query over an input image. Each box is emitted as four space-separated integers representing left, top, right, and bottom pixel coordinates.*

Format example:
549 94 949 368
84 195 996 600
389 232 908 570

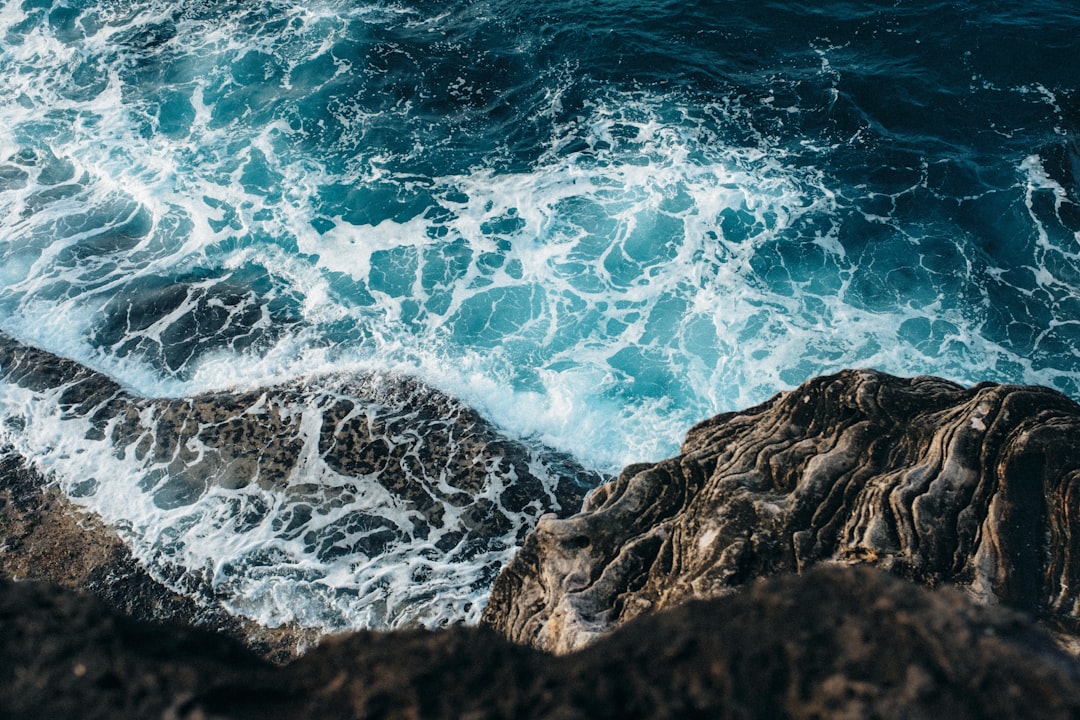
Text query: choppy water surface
1 0 1078 630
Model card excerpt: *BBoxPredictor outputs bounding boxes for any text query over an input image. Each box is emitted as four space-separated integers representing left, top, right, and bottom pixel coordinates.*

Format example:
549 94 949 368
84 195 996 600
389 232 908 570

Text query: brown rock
483 369 1080 653
0 330 597 644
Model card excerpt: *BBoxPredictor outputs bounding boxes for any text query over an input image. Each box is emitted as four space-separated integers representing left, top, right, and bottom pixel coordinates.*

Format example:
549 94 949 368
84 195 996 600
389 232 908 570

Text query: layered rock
483 369 1080 653
5 566 1080 719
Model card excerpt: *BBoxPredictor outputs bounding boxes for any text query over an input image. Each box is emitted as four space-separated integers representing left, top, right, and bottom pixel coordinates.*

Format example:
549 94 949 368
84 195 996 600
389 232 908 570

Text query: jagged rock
0 330 600 633
5 566 1080 719
483 369 1080 653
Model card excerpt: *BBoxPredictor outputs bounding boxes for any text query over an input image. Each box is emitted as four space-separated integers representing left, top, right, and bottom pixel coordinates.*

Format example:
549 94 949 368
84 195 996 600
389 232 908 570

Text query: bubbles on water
4 0 1080 468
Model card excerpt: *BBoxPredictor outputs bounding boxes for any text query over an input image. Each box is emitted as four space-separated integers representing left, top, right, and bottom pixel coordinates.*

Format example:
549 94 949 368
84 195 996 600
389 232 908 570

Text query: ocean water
1 0 1078 631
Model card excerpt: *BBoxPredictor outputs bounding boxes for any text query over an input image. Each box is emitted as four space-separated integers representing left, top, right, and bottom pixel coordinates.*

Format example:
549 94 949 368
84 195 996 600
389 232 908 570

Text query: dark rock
0 576 285 720
550 566 1080 720
0 329 600 648
5 566 1080 719
483 369 1080 653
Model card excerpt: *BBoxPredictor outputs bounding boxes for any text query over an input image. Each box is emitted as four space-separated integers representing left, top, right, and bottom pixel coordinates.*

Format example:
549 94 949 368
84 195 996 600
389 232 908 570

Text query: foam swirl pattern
1 1 1078 471
1 0 1079 629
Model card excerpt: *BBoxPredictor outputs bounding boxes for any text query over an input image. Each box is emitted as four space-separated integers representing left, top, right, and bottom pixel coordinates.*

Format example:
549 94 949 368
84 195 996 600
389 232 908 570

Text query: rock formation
0 330 593 531
10 339 1080 716
0 330 599 639
5 566 1080 719
483 369 1080 653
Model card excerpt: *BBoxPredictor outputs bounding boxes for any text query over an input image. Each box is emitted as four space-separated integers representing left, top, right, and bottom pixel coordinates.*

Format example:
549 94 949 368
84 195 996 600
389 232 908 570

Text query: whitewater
1 0 1078 631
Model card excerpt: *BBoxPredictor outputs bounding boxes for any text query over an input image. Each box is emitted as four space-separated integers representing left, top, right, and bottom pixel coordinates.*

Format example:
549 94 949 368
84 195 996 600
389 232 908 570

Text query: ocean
1 0 1078 632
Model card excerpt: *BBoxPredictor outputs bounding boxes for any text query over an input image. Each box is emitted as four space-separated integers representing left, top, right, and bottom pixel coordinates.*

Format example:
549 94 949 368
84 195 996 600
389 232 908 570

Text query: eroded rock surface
5 566 1080 719
0 330 599 631
483 369 1080 653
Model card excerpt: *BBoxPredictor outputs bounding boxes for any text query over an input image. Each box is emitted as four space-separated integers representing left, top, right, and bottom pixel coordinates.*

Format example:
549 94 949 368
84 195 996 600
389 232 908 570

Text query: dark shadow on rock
4 566 1080 719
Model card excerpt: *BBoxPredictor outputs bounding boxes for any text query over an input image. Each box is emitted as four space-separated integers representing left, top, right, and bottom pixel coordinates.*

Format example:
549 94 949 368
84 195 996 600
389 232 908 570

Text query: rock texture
5 566 1080 720
0 329 599 639
0 330 593 530
483 369 1080 653
9 363 1080 717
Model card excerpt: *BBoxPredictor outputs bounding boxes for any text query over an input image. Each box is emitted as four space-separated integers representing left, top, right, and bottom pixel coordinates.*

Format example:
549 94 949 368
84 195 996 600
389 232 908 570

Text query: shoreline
6 337 1080 715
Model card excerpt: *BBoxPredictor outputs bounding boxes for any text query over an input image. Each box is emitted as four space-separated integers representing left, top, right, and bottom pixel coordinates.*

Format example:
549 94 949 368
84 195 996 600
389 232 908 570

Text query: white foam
0 368 577 631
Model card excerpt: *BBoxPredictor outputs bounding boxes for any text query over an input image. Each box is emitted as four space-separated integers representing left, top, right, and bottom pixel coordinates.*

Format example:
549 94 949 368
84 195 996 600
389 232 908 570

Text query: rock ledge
483 369 1080 653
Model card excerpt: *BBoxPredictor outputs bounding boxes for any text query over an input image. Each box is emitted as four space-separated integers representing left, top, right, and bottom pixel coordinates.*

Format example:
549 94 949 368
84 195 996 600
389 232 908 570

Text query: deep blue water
1 0 1078 629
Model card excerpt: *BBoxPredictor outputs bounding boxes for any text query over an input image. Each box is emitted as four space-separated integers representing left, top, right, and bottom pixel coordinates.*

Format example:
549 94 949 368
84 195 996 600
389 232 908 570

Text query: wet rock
5 566 1080 719
0 446 317 664
0 330 593 528
0 330 599 639
483 369 1080 653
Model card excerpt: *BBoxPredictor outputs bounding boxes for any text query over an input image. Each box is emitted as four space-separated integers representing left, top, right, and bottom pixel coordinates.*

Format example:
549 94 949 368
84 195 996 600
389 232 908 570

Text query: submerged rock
0 446 318 664
4 566 1080 719
0 330 600 635
483 369 1080 653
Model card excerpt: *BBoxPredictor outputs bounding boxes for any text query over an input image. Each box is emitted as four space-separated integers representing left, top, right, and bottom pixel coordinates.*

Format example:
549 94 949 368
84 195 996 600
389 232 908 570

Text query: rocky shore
0 330 598 637
0 446 321 665
5 339 1080 717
